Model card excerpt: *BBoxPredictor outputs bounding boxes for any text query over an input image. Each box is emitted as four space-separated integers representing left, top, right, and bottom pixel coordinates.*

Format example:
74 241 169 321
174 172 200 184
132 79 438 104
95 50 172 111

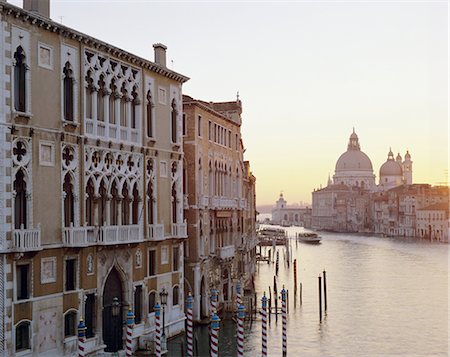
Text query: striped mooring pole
210 288 218 315
126 308 134 357
77 317 86 357
210 310 221 357
186 293 194 357
281 286 287 356
261 292 268 357
236 280 242 311
237 304 246 357
154 303 162 357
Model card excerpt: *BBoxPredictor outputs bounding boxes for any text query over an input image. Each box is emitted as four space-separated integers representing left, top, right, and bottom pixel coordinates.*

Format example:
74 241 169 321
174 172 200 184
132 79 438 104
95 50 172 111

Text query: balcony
98 225 143 245
11 224 42 252
147 224 165 241
239 199 247 209
209 196 239 209
198 195 209 209
171 221 188 238
217 245 235 260
63 224 97 247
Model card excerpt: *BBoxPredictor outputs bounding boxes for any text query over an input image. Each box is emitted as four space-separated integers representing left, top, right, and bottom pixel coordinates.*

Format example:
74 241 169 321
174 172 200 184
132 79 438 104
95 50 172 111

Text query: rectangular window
182 113 186 136
65 259 76 291
85 293 96 338
173 246 179 271
208 121 212 140
149 250 156 276
228 131 232 148
198 115 202 137
134 285 143 324
236 134 239 150
16 264 30 300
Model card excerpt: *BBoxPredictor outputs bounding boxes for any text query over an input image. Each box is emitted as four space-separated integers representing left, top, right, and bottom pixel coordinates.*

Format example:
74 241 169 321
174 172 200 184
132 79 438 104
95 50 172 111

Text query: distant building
271 193 312 228
416 202 449 242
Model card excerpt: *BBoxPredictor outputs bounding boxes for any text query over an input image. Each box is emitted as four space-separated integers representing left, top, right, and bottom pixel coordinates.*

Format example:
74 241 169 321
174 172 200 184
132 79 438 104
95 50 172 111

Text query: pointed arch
14 46 27 112
63 61 74 121
171 98 178 143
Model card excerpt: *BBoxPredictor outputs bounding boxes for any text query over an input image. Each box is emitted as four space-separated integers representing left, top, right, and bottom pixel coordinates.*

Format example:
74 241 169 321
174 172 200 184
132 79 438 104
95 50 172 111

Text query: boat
258 227 287 246
297 232 322 244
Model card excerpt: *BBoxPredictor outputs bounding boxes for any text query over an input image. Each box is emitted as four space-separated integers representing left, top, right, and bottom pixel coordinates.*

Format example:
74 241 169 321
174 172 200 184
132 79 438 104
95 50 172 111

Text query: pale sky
10 0 448 205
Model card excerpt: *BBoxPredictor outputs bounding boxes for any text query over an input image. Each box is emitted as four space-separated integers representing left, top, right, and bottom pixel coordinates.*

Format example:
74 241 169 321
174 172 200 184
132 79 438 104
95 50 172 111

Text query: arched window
131 86 139 129
171 99 177 143
172 286 179 306
109 79 117 124
15 321 30 352
85 71 94 119
122 183 129 225
64 310 77 337
111 181 119 226
146 90 153 138
14 170 27 229
97 75 106 122
172 184 177 224
63 61 74 121
132 184 139 225
14 46 27 112
98 181 107 226
148 291 156 314
120 83 127 127
86 179 95 226
63 174 74 227
147 180 154 225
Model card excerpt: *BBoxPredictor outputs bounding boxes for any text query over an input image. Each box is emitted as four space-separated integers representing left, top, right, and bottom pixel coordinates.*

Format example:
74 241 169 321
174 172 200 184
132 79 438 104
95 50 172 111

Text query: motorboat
297 232 322 244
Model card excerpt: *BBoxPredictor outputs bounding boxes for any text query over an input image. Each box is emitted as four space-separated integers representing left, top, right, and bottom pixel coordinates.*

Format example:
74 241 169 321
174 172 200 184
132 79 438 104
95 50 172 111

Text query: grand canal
169 226 449 356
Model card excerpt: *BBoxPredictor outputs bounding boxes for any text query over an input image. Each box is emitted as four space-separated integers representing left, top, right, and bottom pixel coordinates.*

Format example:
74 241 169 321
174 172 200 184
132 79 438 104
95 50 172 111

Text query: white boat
258 227 287 246
297 232 322 244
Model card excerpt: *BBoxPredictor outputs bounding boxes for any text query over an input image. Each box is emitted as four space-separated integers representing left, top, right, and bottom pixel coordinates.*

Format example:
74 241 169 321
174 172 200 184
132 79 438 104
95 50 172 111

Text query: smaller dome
380 160 402 176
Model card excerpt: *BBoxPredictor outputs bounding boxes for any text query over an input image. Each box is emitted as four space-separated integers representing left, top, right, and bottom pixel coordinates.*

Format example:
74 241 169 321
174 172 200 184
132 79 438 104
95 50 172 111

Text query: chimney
23 0 50 18
153 43 167 67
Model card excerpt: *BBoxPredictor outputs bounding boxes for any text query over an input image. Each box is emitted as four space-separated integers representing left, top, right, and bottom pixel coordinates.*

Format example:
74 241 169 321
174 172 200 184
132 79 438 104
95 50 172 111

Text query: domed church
379 149 413 190
333 129 376 190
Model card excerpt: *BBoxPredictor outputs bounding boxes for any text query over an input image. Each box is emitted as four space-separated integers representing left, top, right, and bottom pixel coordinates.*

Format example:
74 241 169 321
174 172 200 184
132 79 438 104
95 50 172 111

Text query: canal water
170 226 449 356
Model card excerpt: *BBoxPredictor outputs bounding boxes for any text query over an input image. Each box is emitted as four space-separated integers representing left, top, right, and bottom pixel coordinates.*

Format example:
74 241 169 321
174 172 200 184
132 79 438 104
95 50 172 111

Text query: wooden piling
318 275 322 322
300 282 303 306
323 269 327 312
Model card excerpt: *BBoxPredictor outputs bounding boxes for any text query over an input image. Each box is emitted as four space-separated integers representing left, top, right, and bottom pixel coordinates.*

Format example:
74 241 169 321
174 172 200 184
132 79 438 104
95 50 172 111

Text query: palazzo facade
0 1 188 355
182 95 257 322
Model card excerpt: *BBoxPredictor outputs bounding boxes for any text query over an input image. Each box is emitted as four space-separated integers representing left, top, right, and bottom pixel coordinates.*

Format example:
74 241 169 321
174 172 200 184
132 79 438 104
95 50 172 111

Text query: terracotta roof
418 202 449 212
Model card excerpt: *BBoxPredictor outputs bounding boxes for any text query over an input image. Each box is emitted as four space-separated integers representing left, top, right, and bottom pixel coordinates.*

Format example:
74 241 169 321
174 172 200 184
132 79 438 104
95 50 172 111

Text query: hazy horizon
9 0 448 205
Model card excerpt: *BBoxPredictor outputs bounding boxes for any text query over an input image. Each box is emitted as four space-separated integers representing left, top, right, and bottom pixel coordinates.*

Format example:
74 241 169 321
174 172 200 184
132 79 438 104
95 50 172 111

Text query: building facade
416 202 449 242
0 1 188 355
271 193 312 228
182 95 257 322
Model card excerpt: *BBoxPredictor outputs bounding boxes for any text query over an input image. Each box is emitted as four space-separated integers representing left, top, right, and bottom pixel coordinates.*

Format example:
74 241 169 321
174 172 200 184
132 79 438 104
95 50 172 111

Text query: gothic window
63 61 74 121
171 99 177 143
63 174 74 227
172 184 177 224
172 286 179 306
147 180 154 225
120 83 128 127
86 179 95 226
110 181 119 225
131 86 139 129
97 74 106 122
15 321 30 352
14 170 27 229
109 79 117 124
99 181 107 226
146 90 154 138
132 184 139 225
64 310 77 337
122 184 130 225
85 71 94 119
14 46 27 113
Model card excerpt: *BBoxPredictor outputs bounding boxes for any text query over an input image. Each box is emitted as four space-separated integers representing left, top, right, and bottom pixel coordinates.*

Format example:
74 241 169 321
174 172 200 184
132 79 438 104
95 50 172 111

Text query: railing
63 225 100 246
239 199 247 209
12 224 41 251
147 224 165 241
171 221 188 238
98 225 142 245
209 196 239 209
198 195 209 208
217 245 235 260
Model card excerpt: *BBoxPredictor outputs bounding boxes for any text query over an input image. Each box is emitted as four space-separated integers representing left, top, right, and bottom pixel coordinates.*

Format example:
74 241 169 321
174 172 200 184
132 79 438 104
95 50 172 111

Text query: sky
10 0 448 205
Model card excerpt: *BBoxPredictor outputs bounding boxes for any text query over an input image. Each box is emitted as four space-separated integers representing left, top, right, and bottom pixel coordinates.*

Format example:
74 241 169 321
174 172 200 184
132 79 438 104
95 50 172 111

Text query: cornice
183 100 241 127
0 3 189 84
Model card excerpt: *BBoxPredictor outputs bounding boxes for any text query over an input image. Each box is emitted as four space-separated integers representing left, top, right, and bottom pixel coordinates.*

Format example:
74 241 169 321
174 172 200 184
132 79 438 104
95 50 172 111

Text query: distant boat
297 232 322 244
258 227 287 246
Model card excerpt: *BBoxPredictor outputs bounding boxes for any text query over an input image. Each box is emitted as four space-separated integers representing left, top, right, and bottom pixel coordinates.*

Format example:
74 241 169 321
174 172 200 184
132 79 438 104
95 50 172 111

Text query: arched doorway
200 276 206 319
103 267 123 352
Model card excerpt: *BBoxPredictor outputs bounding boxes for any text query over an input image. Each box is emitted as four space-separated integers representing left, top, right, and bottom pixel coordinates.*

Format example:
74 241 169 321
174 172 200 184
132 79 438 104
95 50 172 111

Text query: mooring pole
318 275 322 322
323 269 327 312
300 282 303 306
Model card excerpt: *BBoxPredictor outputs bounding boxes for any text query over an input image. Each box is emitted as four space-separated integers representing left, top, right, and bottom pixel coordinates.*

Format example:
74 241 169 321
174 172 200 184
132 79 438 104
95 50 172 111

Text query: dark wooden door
102 268 123 352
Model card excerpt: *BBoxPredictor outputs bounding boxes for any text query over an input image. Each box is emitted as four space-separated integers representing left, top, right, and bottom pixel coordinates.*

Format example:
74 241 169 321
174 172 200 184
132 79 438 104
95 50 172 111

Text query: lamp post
111 297 120 352
159 287 168 351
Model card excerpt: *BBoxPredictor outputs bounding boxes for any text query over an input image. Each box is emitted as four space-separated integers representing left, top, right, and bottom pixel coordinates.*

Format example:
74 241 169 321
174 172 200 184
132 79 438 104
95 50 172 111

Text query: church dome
335 129 373 172
380 149 403 176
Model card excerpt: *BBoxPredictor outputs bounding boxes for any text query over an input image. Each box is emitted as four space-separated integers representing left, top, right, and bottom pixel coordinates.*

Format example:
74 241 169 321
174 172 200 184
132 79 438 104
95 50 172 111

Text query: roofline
0 2 190 84
183 99 241 127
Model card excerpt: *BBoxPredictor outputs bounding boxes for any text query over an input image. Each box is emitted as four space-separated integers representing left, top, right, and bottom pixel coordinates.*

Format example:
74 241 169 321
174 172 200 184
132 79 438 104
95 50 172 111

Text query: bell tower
402 150 413 185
